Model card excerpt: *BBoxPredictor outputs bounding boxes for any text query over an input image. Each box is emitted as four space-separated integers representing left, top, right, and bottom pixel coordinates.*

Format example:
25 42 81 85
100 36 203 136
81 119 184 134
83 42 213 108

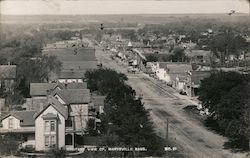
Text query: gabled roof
53 89 91 104
0 111 36 127
189 50 211 57
158 62 192 74
61 61 97 71
58 82 87 89
30 83 57 96
42 48 96 60
34 96 68 119
167 64 192 74
57 71 86 79
91 95 105 107
0 65 16 79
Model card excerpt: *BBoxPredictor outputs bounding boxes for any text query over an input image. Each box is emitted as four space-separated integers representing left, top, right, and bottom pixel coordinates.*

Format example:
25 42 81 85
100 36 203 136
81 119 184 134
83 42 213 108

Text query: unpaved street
94 46 247 158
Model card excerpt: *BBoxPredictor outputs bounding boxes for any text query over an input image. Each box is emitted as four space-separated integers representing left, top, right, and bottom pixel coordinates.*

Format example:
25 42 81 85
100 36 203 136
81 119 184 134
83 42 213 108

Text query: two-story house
0 111 36 148
33 97 67 151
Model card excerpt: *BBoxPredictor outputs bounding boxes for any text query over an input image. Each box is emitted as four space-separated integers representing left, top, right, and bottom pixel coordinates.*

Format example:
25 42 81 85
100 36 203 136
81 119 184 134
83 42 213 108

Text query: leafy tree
198 71 249 150
85 68 128 94
146 54 158 62
169 47 187 62
209 27 248 65
85 69 165 156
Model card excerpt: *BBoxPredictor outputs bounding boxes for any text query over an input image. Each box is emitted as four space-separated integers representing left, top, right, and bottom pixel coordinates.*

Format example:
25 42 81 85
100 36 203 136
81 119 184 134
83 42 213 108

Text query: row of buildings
0 38 104 152
145 62 210 97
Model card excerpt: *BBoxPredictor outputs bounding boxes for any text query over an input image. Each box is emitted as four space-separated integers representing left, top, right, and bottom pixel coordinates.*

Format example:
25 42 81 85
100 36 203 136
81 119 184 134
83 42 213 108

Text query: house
175 75 187 92
90 94 105 115
188 50 212 63
133 49 147 72
0 64 16 91
42 47 97 75
30 82 88 110
30 83 58 111
0 83 96 151
155 62 192 85
52 89 91 135
184 71 210 97
57 71 86 83
0 111 36 147
34 97 68 151
146 62 158 75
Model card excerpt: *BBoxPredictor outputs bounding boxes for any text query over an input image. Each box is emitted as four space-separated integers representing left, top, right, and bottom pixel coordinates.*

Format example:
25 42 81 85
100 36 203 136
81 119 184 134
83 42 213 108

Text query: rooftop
158 62 192 73
58 82 87 89
190 71 211 85
188 50 211 57
61 61 97 71
54 89 91 104
42 48 96 61
30 83 57 96
30 82 88 97
0 110 36 127
57 71 86 79
34 96 68 119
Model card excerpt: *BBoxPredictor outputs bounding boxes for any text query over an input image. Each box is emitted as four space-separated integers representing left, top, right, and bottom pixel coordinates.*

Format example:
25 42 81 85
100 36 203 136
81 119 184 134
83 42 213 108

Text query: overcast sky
0 0 249 15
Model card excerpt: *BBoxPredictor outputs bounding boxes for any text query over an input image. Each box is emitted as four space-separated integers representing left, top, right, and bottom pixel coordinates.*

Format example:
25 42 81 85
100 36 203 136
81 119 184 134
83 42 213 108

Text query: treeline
139 17 249 37
198 71 249 151
85 69 165 157
0 24 62 108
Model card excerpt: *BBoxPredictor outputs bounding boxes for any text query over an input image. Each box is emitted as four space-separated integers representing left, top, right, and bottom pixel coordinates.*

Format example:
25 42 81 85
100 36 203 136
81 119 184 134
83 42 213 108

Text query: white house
57 71 85 83
155 62 192 85
0 111 36 148
34 97 68 151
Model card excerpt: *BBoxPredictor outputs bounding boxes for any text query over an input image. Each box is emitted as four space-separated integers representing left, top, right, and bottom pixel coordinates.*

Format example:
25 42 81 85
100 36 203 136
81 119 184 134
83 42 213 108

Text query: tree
146 54 158 62
169 47 187 62
85 68 128 94
85 69 165 156
209 27 248 65
198 71 249 150
85 118 98 136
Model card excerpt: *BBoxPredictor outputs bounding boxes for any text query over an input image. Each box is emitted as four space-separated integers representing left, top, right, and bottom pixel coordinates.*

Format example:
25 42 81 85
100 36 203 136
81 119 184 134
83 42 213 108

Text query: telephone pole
166 118 169 145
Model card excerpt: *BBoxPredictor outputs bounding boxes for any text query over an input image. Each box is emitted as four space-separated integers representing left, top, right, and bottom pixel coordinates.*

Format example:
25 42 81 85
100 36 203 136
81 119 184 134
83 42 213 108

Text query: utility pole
166 118 169 145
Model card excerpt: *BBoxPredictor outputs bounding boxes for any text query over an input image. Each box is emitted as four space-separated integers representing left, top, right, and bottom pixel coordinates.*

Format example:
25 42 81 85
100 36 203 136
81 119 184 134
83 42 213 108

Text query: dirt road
95 47 247 158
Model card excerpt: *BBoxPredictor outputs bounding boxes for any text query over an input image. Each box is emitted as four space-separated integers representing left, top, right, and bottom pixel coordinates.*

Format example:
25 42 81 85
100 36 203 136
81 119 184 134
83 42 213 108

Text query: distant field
0 14 248 25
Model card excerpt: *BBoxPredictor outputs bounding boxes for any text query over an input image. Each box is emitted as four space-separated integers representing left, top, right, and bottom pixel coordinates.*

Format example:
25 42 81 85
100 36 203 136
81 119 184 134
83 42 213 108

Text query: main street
94 46 246 158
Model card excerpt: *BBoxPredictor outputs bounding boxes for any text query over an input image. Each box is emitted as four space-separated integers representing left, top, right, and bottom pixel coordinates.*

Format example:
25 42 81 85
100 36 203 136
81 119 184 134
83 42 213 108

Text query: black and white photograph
0 0 249 157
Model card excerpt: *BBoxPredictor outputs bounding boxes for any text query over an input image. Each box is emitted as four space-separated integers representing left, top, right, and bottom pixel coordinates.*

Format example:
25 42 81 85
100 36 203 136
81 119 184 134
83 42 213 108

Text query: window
50 135 56 147
45 121 50 132
45 135 56 148
50 121 55 132
44 120 56 132
9 118 13 129
45 136 50 147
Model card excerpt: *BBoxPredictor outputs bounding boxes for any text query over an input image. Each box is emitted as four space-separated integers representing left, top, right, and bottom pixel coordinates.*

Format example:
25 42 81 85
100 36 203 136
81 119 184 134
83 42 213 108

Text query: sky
0 0 249 15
